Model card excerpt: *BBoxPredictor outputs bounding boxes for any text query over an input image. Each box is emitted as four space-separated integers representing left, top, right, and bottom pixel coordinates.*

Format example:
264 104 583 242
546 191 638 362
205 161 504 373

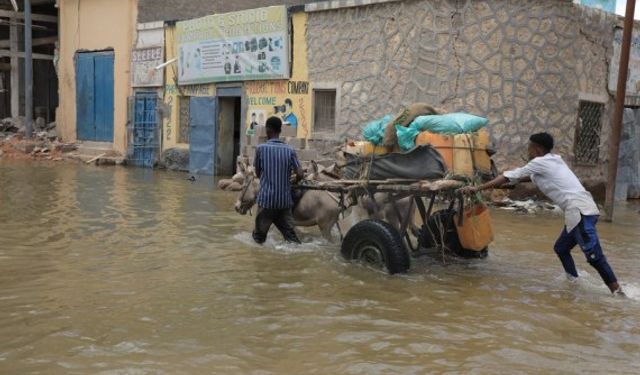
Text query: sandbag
410 113 488 134
395 124 420 151
382 103 443 146
362 114 393 145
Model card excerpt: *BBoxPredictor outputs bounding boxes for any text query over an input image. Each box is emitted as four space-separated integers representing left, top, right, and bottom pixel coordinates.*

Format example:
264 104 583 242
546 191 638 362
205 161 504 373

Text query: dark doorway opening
217 95 242 176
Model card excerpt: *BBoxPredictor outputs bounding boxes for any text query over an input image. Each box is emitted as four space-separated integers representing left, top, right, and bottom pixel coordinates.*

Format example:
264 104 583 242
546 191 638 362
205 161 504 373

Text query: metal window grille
127 93 161 168
313 89 336 133
178 96 190 144
574 101 604 165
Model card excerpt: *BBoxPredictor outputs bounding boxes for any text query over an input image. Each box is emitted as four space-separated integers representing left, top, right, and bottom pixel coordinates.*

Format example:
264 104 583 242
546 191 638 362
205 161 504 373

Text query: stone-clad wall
306 0 618 177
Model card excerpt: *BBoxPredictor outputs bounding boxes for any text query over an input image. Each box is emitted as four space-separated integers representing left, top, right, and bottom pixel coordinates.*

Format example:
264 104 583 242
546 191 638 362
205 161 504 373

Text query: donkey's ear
310 160 319 174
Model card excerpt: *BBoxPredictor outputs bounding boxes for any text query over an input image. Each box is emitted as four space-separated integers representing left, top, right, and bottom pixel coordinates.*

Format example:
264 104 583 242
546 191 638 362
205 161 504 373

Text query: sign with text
609 28 640 95
245 80 311 138
176 6 289 84
131 47 164 87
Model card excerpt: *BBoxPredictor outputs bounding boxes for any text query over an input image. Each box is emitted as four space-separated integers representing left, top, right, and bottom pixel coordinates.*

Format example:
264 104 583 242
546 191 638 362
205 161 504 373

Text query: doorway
75 51 114 142
216 86 243 176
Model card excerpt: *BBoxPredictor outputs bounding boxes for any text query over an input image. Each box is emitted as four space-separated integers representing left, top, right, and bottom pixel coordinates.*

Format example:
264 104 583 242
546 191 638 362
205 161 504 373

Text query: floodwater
1 161 639 375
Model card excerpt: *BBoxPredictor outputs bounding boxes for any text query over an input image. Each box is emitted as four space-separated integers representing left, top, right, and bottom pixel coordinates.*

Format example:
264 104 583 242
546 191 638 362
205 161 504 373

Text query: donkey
234 161 347 241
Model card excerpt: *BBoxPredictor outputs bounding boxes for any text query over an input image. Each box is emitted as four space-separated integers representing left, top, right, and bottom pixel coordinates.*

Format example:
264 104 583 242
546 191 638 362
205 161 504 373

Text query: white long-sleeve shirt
503 153 599 231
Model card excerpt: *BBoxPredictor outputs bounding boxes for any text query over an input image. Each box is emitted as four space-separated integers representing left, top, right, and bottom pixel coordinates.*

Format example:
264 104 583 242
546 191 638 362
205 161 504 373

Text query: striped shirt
254 139 301 209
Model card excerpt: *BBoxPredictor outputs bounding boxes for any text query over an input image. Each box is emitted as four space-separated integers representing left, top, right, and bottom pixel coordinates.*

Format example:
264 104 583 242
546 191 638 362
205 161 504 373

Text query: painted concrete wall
306 0 620 182
57 0 137 154
162 24 216 151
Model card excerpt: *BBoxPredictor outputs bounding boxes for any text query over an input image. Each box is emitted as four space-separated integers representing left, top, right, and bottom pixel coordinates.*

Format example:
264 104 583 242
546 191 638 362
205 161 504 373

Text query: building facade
306 0 628 184
52 0 639 194
57 0 137 155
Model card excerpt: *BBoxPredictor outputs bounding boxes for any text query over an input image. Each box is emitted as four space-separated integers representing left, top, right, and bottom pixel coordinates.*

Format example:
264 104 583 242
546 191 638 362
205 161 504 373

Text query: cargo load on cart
302 103 498 273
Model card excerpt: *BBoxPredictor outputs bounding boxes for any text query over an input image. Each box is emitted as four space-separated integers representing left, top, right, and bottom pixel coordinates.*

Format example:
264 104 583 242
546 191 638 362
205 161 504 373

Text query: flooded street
1 161 639 374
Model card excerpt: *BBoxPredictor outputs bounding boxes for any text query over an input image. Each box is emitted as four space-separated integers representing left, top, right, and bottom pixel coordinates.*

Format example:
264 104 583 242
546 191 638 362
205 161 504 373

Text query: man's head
284 98 293 113
265 116 282 138
527 132 554 160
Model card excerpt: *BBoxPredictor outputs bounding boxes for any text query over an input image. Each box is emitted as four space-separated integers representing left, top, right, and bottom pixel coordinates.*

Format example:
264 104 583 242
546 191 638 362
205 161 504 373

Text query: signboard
131 47 164 87
245 80 312 138
577 0 615 13
609 28 640 95
176 6 289 84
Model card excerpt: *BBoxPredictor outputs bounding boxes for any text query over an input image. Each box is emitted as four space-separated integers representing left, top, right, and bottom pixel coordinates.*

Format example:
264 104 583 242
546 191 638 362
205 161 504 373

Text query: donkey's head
234 161 259 215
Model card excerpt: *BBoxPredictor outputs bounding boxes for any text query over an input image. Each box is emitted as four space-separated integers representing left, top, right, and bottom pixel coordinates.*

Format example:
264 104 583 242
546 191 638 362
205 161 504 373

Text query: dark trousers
553 215 617 285
252 207 301 244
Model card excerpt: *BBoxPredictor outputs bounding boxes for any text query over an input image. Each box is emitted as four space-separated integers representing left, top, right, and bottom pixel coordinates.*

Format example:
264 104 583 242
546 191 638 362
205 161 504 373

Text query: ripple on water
1 163 639 374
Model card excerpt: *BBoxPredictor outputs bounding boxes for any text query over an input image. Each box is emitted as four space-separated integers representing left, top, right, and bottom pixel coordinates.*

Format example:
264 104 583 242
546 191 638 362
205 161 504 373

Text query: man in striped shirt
252 116 304 244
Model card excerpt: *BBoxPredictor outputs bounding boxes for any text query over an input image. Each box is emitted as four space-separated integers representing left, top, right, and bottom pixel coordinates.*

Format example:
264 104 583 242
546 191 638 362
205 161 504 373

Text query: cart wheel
420 210 489 259
341 219 410 274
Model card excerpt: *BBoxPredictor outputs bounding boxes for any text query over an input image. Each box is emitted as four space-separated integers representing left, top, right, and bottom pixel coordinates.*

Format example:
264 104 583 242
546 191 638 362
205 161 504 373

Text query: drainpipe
604 0 636 222
24 0 33 138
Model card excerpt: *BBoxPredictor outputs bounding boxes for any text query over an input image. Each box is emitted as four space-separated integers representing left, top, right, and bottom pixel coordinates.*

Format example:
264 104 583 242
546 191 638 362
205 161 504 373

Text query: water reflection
0 161 639 374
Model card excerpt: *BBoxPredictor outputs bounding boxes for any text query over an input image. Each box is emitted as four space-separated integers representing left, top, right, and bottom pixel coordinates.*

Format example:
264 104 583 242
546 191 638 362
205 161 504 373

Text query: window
574 101 604 165
178 96 190 144
313 89 336 133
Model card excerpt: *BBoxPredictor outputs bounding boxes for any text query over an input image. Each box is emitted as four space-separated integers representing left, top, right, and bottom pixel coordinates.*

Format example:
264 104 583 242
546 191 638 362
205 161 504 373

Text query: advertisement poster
245 80 312 138
176 6 289 84
609 28 640 94
131 47 164 87
577 0 615 13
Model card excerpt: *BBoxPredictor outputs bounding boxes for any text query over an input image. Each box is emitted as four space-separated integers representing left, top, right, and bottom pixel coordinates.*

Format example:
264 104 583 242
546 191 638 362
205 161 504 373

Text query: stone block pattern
306 0 618 173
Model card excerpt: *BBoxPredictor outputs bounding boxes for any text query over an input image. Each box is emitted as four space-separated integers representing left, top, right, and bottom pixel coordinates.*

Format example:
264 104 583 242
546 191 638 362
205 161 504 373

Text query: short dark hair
265 116 282 133
529 132 554 152
284 98 293 107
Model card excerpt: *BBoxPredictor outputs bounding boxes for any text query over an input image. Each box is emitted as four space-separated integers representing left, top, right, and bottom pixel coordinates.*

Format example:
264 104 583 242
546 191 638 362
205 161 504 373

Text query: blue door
189 97 217 175
76 51 114 142
130 92 158 168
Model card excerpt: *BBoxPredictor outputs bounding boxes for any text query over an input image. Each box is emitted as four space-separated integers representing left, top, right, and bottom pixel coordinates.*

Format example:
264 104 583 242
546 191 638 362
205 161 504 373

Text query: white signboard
176 6 289 84
132 47 164 87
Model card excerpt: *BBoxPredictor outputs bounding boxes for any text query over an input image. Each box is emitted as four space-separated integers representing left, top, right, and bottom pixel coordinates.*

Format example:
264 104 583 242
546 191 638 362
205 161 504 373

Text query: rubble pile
0 117 76 162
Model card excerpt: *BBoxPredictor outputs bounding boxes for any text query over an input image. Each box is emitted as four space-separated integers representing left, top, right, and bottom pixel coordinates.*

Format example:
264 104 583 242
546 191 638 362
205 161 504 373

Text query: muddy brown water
1 161 639 374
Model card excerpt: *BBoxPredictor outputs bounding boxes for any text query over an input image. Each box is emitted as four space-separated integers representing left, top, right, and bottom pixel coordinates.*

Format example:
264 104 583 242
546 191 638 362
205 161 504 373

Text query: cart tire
420 210 489 259
341 219 410 274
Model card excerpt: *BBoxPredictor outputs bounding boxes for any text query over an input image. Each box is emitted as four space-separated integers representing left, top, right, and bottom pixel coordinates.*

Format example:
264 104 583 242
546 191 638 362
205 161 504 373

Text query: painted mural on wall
175 6 290 84
245 80 311 137
609 28 640 96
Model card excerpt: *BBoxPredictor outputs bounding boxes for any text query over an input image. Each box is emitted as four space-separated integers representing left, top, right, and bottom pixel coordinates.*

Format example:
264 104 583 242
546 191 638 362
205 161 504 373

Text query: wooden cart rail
294 178 465 194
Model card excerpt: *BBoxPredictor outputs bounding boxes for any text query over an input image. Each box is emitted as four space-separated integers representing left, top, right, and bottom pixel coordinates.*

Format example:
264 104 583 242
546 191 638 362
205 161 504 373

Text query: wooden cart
295 178 492 274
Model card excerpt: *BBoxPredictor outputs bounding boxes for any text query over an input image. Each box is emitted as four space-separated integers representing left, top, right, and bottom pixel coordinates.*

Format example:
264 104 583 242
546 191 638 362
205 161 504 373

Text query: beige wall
57 0 138 154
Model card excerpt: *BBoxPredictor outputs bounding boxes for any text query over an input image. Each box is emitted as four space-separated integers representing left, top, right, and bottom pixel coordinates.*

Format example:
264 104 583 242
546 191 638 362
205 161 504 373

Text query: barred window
313 89 336 133
574 101 604 165
178 97 190 144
